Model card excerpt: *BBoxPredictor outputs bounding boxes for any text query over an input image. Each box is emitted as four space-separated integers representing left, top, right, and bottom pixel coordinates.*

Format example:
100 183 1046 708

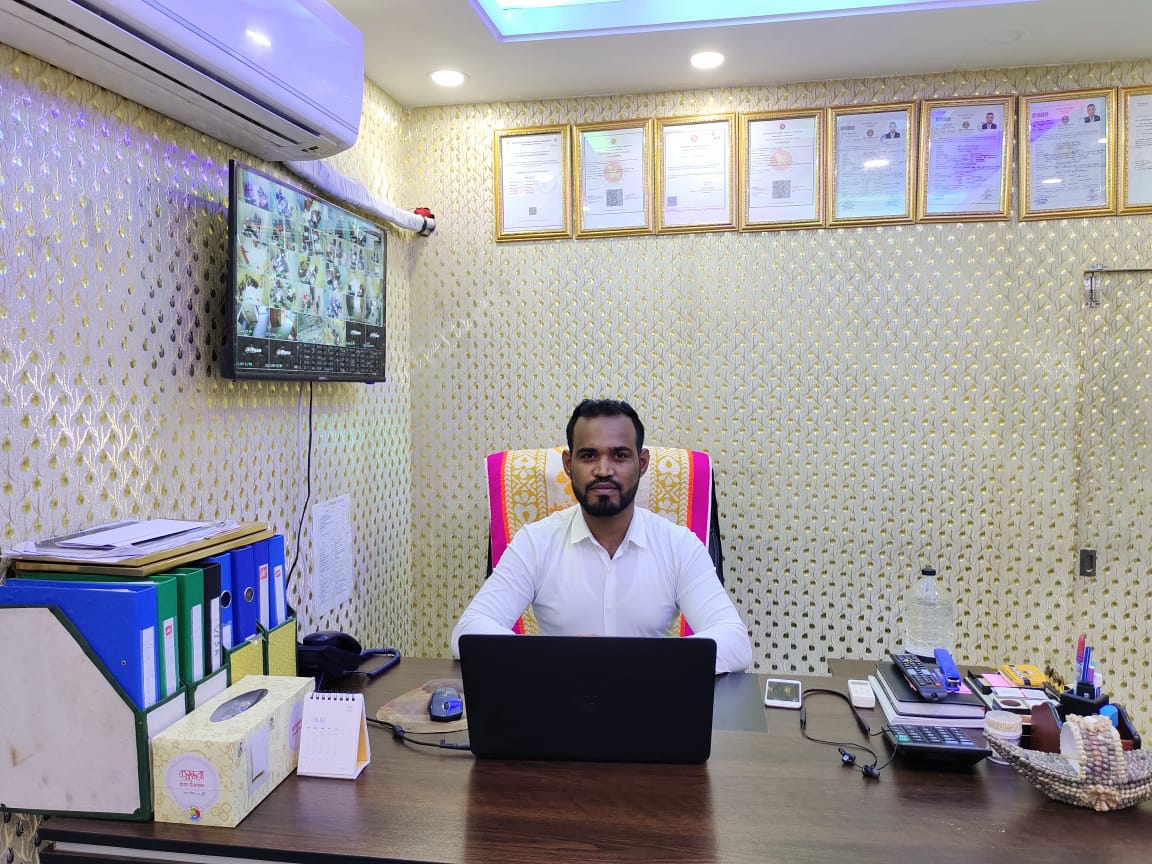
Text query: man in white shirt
451 400 753 673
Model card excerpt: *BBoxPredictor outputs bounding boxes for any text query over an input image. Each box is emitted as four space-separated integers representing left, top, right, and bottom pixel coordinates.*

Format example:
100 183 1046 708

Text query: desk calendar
297 692 371 779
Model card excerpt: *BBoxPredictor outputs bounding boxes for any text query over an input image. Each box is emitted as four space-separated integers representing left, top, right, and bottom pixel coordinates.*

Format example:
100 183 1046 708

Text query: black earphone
800 688 889 780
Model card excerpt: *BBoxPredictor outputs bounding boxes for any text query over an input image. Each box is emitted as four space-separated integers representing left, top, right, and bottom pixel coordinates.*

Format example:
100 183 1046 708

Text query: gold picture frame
655 114 737 234
827 102 917 227
738 109 825 231
494 125 572 242
1019 88 1116 220
1120 85 1152 215
918 96 1014 222
573 119 654 238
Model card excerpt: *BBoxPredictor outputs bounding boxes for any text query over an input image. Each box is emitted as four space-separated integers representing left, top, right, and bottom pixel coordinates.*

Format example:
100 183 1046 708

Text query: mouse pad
375 677 468 734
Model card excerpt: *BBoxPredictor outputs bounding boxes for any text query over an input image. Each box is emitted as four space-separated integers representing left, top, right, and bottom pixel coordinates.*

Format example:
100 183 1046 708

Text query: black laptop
457 634 717 763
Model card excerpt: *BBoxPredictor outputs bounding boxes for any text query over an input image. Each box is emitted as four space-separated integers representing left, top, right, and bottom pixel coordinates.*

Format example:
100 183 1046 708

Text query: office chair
484 446 724 635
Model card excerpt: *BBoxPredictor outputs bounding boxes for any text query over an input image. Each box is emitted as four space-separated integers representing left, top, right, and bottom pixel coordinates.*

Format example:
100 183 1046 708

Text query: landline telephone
297 630 401 687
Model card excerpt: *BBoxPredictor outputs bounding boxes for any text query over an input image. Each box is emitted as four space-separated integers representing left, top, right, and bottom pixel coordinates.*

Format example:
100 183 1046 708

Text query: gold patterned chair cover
485 446 717 635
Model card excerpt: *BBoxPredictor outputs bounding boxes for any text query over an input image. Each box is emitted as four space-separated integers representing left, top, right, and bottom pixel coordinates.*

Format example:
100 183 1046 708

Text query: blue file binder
252 537 271 630
230 543 258 643
0 580 160 709
204 553 234 654
267 533 288 628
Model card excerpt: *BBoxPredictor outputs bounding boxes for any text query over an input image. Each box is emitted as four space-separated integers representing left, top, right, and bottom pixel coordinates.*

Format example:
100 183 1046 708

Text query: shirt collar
567 504 649 551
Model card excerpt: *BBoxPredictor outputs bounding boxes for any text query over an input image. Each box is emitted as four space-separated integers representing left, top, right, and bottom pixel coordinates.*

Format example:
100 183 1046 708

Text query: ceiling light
691 51 724 70
245 29 271 48
430 70 467 87
474 1 1041 41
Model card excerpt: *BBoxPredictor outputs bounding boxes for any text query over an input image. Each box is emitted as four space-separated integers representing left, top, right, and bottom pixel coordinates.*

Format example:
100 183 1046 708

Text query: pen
1076 633 1086 665
1080 646 1092 684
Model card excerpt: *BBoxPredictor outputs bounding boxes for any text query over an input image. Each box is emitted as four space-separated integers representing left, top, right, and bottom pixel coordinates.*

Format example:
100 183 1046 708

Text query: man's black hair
565 399 645 451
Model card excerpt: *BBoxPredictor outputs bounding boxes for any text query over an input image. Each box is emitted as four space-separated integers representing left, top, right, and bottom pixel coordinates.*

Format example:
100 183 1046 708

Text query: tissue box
151 675 314 827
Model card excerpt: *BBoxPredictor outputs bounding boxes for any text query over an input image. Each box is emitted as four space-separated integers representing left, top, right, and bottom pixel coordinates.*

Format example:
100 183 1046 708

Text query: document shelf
225 609 299 684
187 666 230 712
227 634 267 684
263 610 299 677
8 521 272 578
0 605 187 820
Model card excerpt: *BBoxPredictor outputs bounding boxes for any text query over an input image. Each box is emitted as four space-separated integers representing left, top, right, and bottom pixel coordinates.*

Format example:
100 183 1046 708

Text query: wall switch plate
1079 549 1097 578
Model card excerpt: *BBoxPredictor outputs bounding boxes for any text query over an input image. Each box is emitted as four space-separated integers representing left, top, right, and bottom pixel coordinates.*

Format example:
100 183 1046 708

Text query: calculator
884 724 992 766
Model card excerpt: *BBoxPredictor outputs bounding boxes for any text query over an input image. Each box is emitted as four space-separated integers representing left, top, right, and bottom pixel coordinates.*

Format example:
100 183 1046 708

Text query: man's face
1087 105 1097 117
986 114 994 123
564 415 648 518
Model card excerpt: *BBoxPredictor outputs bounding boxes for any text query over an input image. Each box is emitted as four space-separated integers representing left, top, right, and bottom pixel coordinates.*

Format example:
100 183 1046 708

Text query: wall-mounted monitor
224 160 386 382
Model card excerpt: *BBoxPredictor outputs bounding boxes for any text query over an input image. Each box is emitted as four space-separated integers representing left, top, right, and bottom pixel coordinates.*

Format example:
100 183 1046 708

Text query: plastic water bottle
904 567 956 659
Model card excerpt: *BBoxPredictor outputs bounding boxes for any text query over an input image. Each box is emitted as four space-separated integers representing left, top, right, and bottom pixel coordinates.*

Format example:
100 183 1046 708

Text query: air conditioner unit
0 0 363 160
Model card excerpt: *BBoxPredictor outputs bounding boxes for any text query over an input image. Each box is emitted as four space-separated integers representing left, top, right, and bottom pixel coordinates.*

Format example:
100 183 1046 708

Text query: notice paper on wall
312 496 354 616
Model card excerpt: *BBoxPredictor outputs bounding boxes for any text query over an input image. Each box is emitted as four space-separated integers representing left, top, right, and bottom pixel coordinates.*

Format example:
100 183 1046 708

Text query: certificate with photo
739 109 825 231
828 102 917 227
918 97 1013 221
574 119 654 237
655 114 737 233
494 125 572 242
1020 88 1116 220
1120 85 1152 215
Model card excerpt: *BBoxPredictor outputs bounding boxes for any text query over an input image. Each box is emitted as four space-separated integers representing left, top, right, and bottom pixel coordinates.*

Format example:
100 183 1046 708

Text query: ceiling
327 0 1152 108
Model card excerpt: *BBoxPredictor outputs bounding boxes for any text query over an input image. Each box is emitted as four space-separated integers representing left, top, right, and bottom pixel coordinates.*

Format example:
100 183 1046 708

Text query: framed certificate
1020 89 1116 220
918 96 1013 221
739 109 825 231
1120 85 1152 215
828 102 916 227
494 125 572 242
655 114 737 234
573 119 654 237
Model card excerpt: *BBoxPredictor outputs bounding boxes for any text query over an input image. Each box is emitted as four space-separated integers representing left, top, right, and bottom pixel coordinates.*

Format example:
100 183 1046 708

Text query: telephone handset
297 630 401 686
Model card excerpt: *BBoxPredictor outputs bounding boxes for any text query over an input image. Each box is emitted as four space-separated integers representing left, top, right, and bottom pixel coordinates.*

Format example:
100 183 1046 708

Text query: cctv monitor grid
234 171 385 375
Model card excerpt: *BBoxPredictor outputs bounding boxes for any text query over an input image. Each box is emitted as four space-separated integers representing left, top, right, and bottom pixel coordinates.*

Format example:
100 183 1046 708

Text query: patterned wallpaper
404 62 1152 720
3 35 1152 863
0 45 413 863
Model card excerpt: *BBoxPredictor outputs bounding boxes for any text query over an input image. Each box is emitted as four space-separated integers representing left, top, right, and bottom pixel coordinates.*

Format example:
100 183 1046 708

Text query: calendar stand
297 692 371 779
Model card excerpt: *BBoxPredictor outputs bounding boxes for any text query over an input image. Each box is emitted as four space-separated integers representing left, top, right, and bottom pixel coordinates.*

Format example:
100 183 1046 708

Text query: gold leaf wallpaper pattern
4 38 1152 863
404 63 1152 724
1 44 414 864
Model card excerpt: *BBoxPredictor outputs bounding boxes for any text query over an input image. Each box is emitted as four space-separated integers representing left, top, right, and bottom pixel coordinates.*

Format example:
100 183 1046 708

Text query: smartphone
764 678 803 709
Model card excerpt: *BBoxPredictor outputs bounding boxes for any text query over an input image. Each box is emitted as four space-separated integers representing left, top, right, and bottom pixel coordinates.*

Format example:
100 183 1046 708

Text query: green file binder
165 566 207 687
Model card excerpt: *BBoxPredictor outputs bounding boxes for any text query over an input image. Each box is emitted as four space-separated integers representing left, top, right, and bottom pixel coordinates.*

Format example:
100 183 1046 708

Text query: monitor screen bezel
224 159 387 384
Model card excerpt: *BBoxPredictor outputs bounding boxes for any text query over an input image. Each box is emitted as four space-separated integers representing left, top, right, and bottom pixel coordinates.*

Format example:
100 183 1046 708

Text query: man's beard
574 478 639 518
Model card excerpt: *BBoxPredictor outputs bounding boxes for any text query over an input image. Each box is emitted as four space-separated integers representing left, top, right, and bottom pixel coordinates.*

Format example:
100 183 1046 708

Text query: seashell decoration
986 713 1152 812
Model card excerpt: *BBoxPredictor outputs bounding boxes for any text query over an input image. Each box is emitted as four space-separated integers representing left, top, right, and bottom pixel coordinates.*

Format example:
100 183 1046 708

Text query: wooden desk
40 658 1151 864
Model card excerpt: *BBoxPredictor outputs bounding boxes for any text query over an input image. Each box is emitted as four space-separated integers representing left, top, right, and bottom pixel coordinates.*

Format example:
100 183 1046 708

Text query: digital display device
224 160 386 382
763 678 803 709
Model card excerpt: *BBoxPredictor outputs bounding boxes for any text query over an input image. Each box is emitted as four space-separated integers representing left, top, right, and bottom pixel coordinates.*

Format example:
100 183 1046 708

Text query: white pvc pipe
284 160 436 236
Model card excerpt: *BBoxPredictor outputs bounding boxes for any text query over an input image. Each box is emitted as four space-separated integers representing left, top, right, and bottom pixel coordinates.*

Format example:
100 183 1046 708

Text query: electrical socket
1079 549 1097 579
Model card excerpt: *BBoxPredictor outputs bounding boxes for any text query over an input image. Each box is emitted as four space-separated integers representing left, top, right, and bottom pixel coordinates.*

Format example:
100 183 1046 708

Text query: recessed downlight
430 69 467 87
690 51 724 70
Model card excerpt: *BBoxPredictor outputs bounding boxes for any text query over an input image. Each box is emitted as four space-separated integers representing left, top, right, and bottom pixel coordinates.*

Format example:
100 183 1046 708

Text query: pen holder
1060 688 1109 718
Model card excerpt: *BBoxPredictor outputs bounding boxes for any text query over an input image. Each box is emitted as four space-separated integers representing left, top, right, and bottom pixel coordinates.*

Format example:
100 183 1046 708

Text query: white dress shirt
451 505 753 673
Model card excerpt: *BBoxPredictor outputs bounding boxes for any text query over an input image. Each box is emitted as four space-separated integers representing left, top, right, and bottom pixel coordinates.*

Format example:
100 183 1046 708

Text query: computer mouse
428 686 464 722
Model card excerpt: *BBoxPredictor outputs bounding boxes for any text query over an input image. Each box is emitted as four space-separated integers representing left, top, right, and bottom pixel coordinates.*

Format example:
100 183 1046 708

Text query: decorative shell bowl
987 713 1152 812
